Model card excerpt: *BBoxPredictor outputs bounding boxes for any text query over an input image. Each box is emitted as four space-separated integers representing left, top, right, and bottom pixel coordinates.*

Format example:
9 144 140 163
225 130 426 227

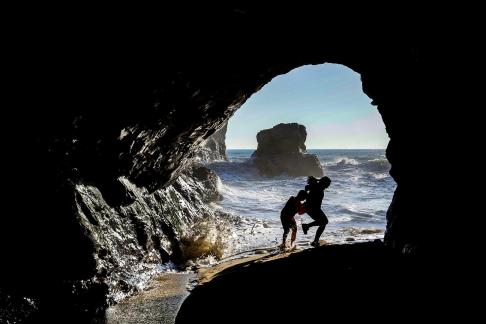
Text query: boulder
251 123 323 177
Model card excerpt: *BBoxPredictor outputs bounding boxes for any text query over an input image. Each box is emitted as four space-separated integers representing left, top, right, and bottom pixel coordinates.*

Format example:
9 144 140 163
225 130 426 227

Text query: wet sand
103 272 194 324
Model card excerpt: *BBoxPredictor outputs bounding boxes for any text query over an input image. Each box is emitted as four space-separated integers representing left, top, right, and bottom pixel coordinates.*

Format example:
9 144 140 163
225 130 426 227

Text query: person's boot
311 241 320 248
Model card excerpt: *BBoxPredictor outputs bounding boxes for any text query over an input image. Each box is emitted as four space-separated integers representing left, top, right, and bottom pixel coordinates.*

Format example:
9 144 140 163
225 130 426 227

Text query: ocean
206 149 396 254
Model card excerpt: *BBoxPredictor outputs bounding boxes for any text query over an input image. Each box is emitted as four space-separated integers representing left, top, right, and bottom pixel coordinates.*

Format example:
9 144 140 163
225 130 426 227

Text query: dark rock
2 164 229 320
67 165 229 308
253 152 323 177
254 123 308 154
184 165 223 202
176 242 464 323
0 289 38 324
2 5 464 320
98 178 138 208
251 123 323 177
194 122 228 162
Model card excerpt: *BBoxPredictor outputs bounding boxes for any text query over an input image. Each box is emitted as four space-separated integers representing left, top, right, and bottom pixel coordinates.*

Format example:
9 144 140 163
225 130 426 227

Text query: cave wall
76 164 231 295
194 121 229 162
2 163 234 320
2 5 455 320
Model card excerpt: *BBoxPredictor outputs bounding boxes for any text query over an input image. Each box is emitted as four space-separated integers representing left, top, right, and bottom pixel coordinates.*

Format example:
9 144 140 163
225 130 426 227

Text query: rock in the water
195 122 228 162
251 123 323 177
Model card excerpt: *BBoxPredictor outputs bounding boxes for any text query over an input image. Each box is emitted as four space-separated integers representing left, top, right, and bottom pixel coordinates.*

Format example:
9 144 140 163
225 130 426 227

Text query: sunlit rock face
72 164 230 303
2 5 455 321
194 122 228 162
1 163 233 321
251 123 323 177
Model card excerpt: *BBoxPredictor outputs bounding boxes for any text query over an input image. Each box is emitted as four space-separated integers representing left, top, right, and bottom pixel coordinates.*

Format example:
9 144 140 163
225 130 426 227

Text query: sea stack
251 123 323 177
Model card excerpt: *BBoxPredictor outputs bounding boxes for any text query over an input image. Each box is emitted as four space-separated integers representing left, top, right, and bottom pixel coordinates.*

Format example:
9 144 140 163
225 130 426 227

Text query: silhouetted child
280 190 307 249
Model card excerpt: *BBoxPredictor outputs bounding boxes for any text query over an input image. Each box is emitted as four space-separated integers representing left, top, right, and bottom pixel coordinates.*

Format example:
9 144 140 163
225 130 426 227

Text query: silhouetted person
280 190 307 249
302 176 331 247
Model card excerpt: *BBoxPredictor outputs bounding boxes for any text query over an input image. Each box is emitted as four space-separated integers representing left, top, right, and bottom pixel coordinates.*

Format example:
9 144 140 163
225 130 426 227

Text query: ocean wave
220 182 287 202
211 155 390 181
324 157 360 167
368 172 390 180
324 156 390 174
334 206 376 219
360 158 390 173
208 161 262 181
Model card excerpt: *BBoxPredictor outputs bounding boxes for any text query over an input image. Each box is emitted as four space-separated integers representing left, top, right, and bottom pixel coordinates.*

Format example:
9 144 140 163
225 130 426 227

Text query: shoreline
101 272 195 324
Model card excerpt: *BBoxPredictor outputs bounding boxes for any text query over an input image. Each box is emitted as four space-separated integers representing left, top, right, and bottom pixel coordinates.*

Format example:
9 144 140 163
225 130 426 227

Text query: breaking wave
325 157 389 174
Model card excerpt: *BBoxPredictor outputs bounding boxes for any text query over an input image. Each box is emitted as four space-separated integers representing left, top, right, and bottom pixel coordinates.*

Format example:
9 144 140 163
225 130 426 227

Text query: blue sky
226 64 389 149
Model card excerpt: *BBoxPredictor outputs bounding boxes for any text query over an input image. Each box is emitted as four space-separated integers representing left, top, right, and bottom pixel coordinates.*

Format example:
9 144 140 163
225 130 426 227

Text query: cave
2 6 466 323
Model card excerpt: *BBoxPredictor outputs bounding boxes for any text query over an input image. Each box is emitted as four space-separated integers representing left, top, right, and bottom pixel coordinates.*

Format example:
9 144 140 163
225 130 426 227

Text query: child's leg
281 228 289 247
290 227 297 246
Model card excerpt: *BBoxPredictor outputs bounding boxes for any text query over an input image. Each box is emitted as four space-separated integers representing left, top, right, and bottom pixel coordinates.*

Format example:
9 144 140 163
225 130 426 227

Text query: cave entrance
205 64 395 250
